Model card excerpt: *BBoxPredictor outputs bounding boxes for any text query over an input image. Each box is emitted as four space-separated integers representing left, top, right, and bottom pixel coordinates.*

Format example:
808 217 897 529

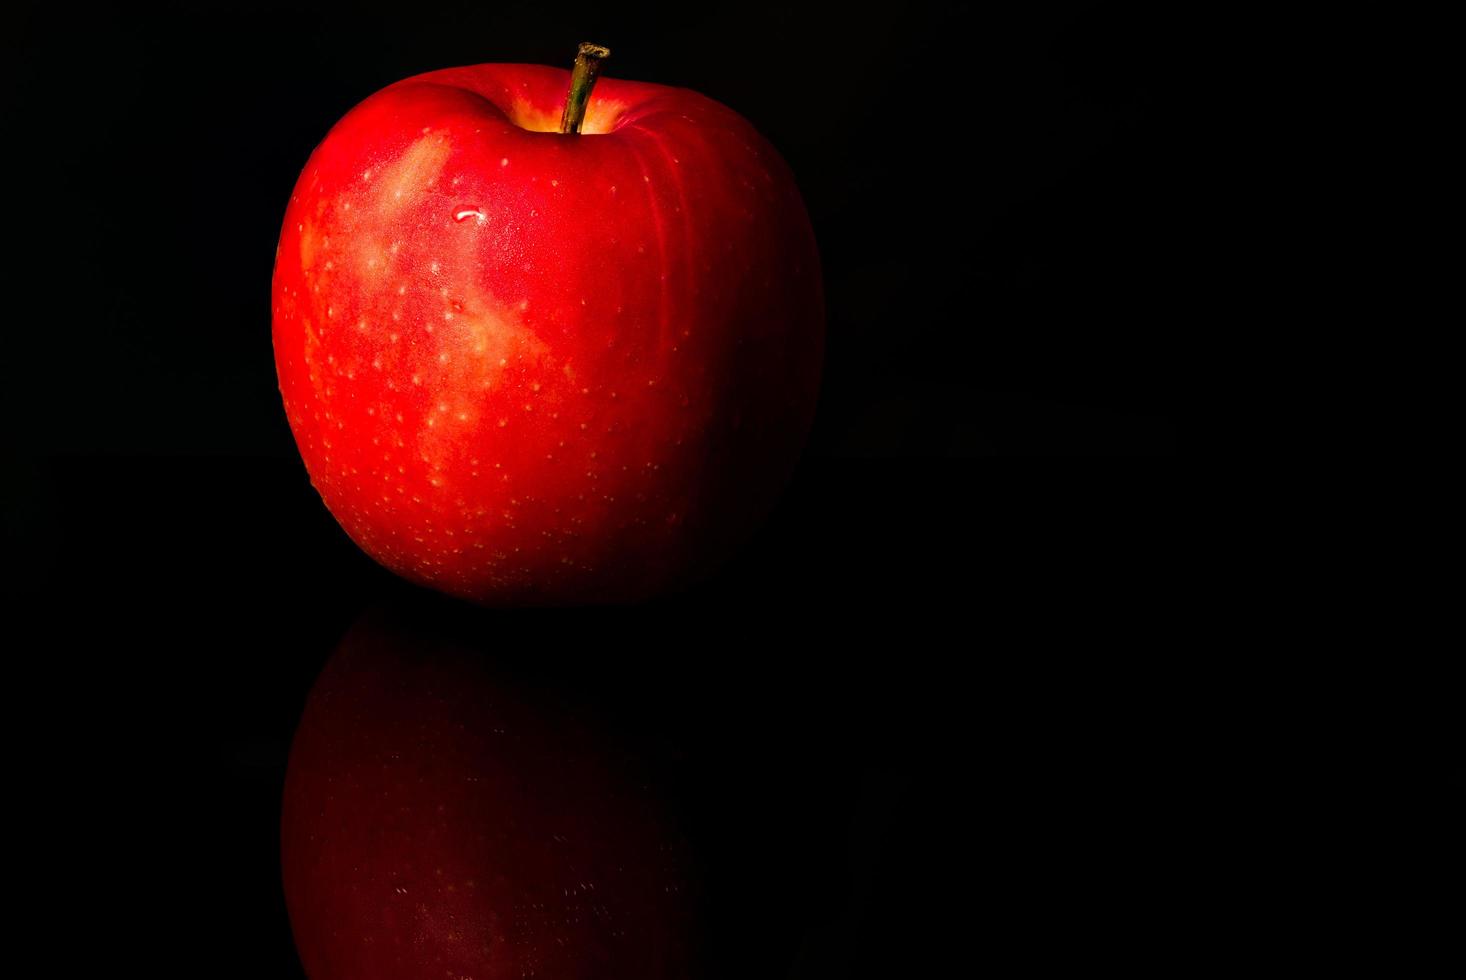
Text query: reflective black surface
17 456 1187 975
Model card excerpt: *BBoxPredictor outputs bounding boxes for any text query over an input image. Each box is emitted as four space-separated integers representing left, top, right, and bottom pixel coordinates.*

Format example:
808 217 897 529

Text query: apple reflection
281 604 703 979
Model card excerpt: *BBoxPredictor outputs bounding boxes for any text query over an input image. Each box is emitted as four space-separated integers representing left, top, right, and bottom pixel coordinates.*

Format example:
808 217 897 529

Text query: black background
9 2 1190 976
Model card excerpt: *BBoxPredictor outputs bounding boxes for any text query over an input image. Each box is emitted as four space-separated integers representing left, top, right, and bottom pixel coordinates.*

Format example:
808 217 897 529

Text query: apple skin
281 610 702 979
271 62 824 604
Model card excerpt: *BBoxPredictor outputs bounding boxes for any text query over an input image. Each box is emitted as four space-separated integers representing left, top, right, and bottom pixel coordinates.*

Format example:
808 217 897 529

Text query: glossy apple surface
281 610 701 978
271 60 823 604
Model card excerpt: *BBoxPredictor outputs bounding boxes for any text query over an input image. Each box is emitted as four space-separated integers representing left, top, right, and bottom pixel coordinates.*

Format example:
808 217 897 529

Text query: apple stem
559 42 611 135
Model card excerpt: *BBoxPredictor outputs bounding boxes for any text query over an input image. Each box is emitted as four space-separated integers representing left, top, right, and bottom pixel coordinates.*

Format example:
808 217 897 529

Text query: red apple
271 46 824 604
281 609 702 978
